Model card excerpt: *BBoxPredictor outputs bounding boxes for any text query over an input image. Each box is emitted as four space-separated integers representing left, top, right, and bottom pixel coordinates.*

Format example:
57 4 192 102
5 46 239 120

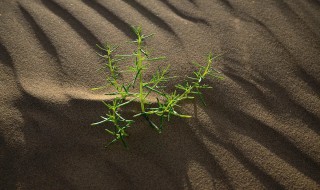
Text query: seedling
92 26 222 148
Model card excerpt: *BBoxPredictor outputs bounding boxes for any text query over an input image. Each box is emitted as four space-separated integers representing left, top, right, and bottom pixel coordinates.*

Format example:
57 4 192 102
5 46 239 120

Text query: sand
1 0 320 189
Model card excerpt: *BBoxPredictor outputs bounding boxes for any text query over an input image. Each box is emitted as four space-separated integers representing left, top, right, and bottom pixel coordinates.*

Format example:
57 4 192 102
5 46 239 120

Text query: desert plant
92 26 222 148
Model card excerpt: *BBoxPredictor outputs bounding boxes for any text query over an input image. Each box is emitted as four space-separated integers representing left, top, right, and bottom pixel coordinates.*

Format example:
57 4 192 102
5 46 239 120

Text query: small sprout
92 26 223 148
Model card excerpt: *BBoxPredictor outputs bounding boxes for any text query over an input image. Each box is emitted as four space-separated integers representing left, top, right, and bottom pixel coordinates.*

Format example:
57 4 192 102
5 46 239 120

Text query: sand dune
1 0 320 189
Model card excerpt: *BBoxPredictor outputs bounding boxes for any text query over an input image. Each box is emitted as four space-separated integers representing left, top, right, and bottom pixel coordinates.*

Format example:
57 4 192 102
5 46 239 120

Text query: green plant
92 26 222 148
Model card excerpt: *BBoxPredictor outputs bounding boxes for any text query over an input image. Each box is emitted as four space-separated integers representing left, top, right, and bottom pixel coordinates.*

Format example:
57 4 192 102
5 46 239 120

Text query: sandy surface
1 0 320 189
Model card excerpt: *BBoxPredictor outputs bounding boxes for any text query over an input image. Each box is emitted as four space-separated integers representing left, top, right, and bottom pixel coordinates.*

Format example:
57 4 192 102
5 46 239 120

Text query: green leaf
132 68 145 87
119 134 128 148
105 129 115 135
144 85 166 97
91 85 108 91
187 76 198 81
142 33 154 39
191 61 205 69
95 52 107 58
105 138 119 148
117 98 137 108
115 54 134 57
140 49 149 57
144 115 161 133
96 44 108 51
112 58 126 63
111 45 119 52
146 56 166 61
105 92 119 95
102 100 111 107
133 112 145 117
91 118 109 126
174 113 192 118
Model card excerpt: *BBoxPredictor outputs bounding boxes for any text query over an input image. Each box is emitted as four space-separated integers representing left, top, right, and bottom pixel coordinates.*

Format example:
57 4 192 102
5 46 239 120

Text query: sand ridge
1 0 320 189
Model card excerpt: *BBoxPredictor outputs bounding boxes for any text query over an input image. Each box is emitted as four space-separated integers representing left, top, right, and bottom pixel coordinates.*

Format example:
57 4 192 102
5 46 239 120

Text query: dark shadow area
187 0 198 7
12 87 237 189
188 0 198 7
18 4 65 74
0 134 18 190
202 77 320 184
296 66 320 98
217 0 233 10
82 0 136 40
307 0 320 6
257 73 320 135
0 42 17 190
0 42 13 67
122 0 176 35
194 118 286 189
41 0 102 49
159 0 209 25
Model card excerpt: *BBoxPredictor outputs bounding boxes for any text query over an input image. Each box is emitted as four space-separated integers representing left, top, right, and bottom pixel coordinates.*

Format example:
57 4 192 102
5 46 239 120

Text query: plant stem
106 48 120 89
137 38 145 113
111 102 119 133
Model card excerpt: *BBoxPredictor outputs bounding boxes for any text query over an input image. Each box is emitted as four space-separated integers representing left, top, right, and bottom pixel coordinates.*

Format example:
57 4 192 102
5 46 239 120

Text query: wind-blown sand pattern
1 0 320 189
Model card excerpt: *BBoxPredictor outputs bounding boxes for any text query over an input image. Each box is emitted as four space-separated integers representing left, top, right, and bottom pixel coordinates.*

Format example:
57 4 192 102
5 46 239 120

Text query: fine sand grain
1 0 320 189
